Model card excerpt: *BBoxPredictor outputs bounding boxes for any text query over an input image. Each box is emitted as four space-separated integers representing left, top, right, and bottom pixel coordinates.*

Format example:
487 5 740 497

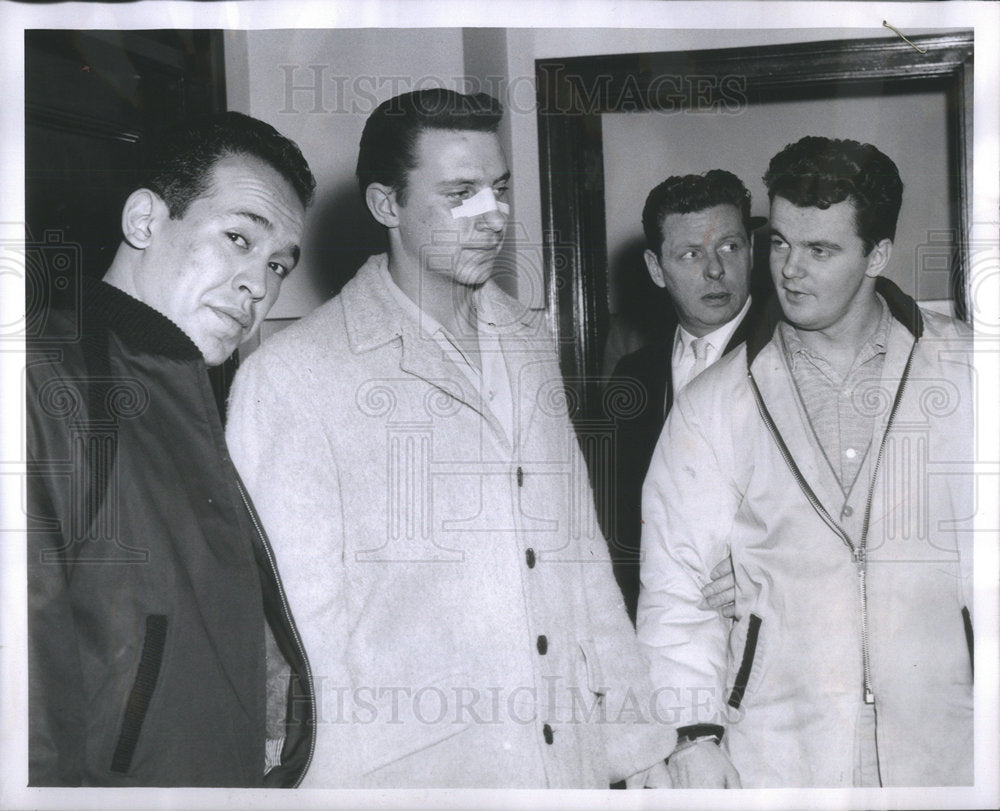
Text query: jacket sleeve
577 529 674 780
225 350 357 785
571 429 673 780
635 387 737 739
26 369 87 785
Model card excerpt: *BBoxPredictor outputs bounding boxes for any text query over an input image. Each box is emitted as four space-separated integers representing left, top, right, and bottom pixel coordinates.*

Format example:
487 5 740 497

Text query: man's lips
212 306 253 330
782 287 810 301
701 291 732 305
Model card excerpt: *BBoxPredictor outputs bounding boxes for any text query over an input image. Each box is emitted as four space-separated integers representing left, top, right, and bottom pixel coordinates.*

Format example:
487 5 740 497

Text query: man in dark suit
603 170 768 622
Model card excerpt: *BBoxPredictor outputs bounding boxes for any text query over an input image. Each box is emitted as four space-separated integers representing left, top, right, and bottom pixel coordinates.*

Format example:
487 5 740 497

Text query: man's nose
236 263 268 301
478 204 507 233
705 251 725 280
775 248 804 279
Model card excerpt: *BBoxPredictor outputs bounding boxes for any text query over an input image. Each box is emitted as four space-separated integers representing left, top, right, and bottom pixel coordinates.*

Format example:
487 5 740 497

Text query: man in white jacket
637 136 974 788
226 89 674 788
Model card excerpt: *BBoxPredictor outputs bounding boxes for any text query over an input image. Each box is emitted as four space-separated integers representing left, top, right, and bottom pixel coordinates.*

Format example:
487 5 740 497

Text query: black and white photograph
3 2 998 809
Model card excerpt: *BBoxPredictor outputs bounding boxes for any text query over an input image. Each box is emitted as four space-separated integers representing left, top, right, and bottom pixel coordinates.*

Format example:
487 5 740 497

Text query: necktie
690 336 710 381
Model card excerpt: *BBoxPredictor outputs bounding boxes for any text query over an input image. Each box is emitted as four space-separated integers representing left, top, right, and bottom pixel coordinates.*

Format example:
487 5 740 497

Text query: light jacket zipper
235 475 317 787
748 345 915 707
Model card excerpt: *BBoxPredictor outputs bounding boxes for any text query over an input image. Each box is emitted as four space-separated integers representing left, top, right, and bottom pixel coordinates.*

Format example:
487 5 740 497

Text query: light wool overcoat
637 284 974 787
227 255 667 788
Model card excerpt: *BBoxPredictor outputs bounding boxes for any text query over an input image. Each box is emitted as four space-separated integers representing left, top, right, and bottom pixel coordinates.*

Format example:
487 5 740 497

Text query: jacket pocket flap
579 638 606 696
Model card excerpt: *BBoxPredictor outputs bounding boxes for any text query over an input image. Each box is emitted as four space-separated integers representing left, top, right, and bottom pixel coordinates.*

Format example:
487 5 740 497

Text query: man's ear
643 249 666 288
365 183 399 228
864 238 893 279
121 189 166 249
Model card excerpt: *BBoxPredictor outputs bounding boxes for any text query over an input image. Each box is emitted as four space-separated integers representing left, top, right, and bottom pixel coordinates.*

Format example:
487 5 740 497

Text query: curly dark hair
763 136 903 254
642 170 753 256
140 111 316 218
356 88 503 205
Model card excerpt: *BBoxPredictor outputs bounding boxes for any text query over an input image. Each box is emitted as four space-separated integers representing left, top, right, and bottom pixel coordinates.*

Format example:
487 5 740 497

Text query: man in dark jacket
602 170 767 622
27 112 316 787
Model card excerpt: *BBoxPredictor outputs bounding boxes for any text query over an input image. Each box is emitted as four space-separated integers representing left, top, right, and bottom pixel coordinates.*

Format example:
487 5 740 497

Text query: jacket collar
746 276 924 368
48 272 204 361
340 254 537 353
339 254 540 438
746 278 921 517
340 254 407 353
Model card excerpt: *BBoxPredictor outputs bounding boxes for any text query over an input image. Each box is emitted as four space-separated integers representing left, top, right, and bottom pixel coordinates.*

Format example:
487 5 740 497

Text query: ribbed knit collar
71 272 204 361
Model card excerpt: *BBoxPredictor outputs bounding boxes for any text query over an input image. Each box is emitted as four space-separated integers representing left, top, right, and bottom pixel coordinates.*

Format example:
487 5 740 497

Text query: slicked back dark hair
140 111 316 218
763 136 903 254
642 170 753 256
356 88 503 205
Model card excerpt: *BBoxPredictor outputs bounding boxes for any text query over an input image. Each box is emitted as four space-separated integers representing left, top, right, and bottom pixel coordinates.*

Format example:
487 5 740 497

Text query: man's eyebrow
769 228 841 251
233 210 273 229
436 171 512 188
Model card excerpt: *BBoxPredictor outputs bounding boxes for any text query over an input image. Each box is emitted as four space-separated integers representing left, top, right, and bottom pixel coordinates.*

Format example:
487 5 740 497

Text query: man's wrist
668 736 718 762
676 723 724 746
667 724 725 764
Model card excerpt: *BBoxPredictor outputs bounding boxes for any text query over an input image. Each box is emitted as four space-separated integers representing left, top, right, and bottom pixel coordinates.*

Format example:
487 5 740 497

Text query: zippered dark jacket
27 274 314 787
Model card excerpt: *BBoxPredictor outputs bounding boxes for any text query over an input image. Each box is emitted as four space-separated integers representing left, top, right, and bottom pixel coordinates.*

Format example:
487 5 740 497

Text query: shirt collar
377 259 489 376
674 294 753 362
779 294 891 370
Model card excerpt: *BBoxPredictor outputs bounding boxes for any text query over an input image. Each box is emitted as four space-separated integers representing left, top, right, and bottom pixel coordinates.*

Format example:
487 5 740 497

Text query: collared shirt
779 295 892 495
672 295 753 396
381 264 515 445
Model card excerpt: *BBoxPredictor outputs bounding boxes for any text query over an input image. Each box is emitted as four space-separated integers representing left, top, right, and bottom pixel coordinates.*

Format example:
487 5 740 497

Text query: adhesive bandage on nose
450 187 510 219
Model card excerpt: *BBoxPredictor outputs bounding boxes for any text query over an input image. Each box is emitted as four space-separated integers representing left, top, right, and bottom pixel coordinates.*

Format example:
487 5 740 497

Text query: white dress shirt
671 295 752 396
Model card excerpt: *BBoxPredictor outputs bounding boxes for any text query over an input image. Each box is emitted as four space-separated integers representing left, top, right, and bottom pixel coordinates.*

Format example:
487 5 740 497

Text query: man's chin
198 337 241 367
695 306 740 330
455 262 495 288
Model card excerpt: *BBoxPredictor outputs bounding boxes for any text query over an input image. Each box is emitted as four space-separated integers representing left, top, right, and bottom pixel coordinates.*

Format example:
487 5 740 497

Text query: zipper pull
864 686 875 705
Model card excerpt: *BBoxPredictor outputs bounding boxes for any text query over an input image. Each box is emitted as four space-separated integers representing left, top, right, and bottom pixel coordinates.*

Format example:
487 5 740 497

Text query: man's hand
700 556 737 618
666 739 742 788
624 758 672 788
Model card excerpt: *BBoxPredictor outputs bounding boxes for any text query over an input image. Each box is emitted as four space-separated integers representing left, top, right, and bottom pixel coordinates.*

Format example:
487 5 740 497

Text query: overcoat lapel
397 324 491 421
341 256 501 433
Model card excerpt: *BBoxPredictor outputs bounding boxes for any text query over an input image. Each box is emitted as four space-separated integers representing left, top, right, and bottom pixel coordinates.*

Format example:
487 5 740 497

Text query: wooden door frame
535 31 974 423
